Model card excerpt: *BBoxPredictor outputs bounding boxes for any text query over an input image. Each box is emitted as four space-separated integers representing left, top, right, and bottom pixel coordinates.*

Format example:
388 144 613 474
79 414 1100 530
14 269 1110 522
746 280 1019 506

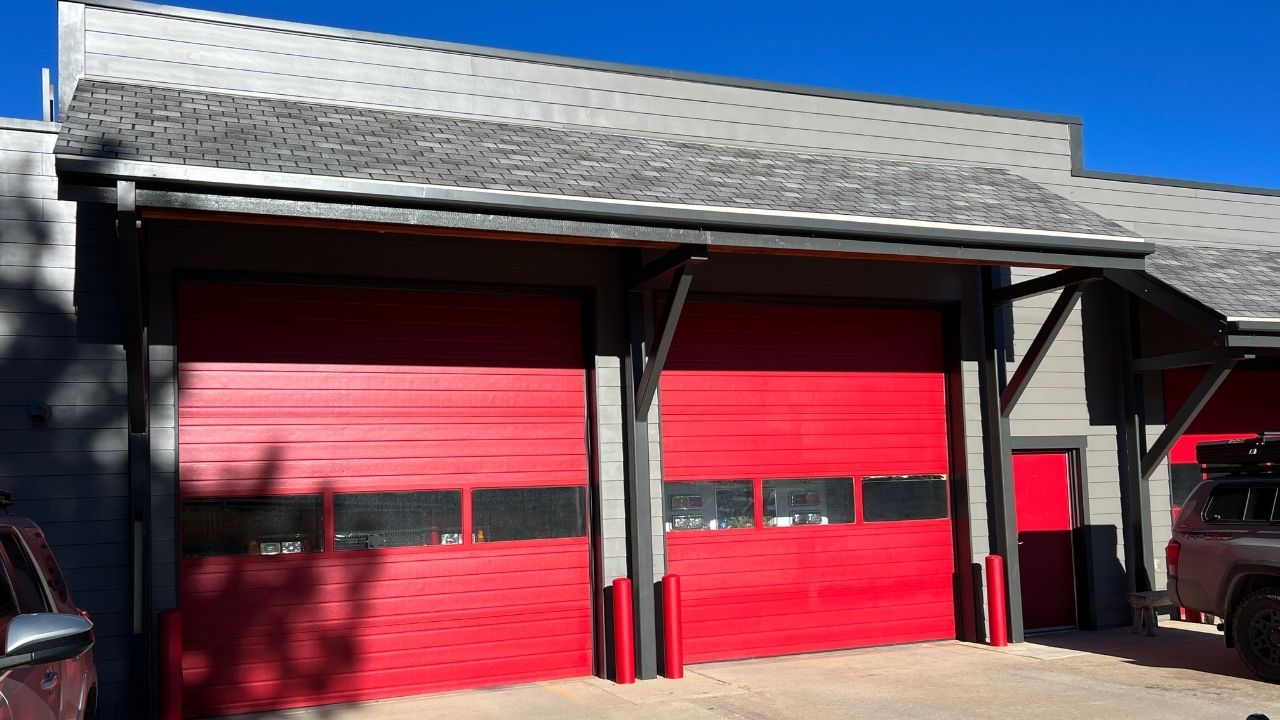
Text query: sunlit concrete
220 621 1280 720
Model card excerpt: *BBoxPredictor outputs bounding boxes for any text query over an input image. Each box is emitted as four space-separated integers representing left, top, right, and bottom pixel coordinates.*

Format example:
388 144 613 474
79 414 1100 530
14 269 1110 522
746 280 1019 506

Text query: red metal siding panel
660 303 955 664
1165 369 1280 465
177 282 591 718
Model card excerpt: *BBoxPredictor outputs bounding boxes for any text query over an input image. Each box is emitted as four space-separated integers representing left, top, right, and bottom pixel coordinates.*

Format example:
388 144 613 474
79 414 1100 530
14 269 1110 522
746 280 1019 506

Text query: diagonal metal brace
990 267 1099 305
1139 358 1237 481
633 256 704 419
628 244 708 291
1000 285 1085 418
1132 348 1256 373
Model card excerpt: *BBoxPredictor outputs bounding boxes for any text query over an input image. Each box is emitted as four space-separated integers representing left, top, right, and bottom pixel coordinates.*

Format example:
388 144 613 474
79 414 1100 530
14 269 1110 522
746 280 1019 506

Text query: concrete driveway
225 621 1280 720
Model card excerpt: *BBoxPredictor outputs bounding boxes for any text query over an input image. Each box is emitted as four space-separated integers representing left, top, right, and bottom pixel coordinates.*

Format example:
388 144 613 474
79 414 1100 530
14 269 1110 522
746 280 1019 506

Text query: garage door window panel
763 478 855 527
471 487 587 542
862 475 949 522
664 480 755 531
334 491 463 550
182 495 324 557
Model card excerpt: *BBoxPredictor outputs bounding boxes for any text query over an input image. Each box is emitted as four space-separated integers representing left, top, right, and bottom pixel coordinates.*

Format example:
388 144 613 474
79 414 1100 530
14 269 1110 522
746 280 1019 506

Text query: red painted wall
660 303 955 663
1165 369 1280 465
177 283 592 717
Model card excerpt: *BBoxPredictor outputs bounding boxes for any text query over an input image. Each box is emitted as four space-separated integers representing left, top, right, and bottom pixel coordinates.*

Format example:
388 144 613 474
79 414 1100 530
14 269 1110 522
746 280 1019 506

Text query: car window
0 532 50 614
0 571 18 625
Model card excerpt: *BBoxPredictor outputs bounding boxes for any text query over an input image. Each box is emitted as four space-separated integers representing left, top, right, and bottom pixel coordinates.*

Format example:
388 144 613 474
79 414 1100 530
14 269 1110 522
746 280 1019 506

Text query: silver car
1168 473 1280 682
0 515 97 719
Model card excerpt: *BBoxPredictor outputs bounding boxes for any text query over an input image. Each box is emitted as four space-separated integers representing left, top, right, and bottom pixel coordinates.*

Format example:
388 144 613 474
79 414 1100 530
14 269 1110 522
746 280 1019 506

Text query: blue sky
3 1 1277 188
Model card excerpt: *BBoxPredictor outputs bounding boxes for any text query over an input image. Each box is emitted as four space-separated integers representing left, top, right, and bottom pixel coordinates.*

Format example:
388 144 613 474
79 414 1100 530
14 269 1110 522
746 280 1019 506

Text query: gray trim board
1232 321 1280 334
1227 334 1280 349
1006 436 1097 632
1067 125 1280 199
0 118 58 133
58 2 85 119
1009 436 1091 452
74 0 1083 126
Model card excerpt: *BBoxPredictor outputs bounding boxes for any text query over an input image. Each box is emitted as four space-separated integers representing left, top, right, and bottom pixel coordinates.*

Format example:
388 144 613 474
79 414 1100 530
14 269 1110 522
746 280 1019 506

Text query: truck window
1204 486 1248 522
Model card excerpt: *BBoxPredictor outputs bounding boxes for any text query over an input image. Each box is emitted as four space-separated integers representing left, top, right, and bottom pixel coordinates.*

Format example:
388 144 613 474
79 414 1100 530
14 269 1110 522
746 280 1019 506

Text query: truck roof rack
1197 432 1280 474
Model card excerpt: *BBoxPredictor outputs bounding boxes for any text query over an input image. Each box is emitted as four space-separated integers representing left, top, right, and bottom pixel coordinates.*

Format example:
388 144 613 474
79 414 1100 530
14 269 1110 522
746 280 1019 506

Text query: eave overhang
54 78 1152 270
56 156 1152 270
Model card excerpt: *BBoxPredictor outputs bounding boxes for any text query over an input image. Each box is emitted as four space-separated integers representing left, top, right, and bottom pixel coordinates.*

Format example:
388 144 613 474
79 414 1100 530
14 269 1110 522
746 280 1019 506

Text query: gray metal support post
977 267 1024 643
1115 293 1153 593
619 247 704 680
622 286 658 680
118 181 154 717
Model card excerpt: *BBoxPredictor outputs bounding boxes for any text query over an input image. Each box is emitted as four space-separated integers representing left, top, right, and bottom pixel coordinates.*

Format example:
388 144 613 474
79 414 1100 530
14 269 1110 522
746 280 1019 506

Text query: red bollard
612 578 636 684
985 555 1008 647
158 608 183 720
662 574 684 679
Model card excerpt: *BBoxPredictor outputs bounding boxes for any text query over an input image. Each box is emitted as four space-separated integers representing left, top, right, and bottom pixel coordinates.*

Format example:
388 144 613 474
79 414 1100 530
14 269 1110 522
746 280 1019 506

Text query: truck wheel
1234 589 1280 683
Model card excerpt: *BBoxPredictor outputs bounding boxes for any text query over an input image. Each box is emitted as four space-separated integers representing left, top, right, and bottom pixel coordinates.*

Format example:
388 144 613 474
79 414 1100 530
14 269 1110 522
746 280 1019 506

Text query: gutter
56 155 1153 261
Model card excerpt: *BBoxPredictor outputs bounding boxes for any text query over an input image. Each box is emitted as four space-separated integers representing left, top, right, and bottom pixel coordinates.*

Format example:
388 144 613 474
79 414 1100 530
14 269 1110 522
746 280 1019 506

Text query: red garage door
177 282 593 718
1166 369 1280 509
660 303 955 663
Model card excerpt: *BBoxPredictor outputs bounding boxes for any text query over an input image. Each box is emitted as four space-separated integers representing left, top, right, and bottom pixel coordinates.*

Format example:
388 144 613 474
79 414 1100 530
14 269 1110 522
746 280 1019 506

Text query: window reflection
663 481 754 531
183 495 323 557
763 478 855 526
334 491 462 550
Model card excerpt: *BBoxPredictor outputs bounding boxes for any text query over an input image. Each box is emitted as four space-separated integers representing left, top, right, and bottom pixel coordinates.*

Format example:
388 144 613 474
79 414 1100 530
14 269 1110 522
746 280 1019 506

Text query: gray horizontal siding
69 1 1279 261
78 5 1074 175
0 122 129 718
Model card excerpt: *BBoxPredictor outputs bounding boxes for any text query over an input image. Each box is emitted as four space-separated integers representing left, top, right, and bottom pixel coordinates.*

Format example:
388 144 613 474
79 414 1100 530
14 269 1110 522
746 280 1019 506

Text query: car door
0 530 63 720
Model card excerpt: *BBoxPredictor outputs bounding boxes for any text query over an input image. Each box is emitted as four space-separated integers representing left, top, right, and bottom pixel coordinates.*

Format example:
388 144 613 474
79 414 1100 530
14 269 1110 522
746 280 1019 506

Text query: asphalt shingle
56 80 1135 238
1146 244 1280 320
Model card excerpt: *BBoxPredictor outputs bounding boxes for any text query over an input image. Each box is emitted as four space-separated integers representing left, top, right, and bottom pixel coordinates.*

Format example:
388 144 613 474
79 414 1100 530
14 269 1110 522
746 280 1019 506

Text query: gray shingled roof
56 80 1135 238
1146 244 1280 320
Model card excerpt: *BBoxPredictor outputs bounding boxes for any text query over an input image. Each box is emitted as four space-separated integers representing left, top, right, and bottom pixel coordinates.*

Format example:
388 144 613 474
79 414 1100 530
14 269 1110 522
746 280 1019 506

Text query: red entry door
1012 452 1076 631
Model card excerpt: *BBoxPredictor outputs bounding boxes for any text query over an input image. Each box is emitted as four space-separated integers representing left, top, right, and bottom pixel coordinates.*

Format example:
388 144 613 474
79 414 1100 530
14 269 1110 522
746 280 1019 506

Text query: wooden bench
1126 591 1172 636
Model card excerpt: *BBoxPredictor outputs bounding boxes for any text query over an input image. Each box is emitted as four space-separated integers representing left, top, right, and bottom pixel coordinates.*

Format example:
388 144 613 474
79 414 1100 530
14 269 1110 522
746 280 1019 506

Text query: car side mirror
0 613 94 672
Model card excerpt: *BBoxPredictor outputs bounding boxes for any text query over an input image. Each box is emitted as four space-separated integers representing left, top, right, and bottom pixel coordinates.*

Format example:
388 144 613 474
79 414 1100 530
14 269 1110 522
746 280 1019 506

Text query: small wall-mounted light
26 403 51 425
